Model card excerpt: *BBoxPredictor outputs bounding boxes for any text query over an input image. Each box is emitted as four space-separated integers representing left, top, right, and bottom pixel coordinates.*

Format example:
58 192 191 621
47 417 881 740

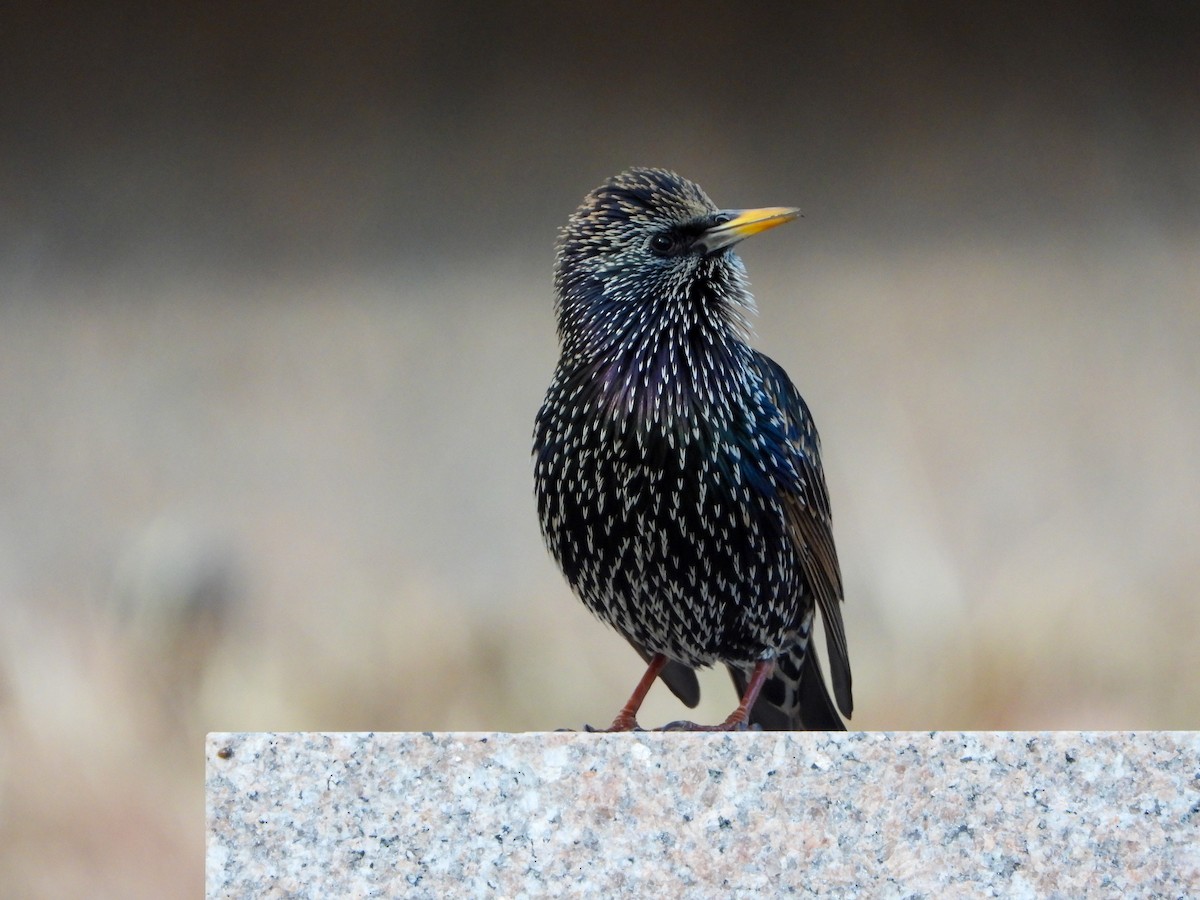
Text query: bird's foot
582 715 645 733
656 658 773 731
657 717 759 732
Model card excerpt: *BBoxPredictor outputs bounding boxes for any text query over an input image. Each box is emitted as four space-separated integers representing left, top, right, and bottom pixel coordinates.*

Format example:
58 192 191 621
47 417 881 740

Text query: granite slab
206 731 1199 897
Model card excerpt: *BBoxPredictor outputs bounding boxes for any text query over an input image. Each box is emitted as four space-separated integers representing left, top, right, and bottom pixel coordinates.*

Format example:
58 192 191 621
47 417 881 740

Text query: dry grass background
1 4 1197 896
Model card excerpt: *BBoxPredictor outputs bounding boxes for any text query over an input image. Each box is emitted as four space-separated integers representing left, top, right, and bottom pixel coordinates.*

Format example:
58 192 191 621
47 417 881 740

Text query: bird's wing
751 352 853 718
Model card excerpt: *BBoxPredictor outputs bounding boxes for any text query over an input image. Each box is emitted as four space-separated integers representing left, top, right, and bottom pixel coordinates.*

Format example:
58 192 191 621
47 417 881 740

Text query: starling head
553 168 799 364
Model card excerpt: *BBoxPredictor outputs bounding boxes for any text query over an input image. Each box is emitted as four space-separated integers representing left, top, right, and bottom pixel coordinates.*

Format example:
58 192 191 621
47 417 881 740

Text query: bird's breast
533 389 804 664
534 368 800 577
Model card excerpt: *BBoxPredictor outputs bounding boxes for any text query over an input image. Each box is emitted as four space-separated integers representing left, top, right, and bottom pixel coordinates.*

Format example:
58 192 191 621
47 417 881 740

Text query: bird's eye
648 233 675 256
711 213 733 226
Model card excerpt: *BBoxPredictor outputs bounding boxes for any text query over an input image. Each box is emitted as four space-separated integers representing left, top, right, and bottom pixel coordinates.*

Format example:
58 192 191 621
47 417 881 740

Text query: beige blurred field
1 4 1198 896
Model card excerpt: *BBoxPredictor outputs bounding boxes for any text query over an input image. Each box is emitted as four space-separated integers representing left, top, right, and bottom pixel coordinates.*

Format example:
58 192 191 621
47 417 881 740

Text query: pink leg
603 653 668 732
659 657 775 732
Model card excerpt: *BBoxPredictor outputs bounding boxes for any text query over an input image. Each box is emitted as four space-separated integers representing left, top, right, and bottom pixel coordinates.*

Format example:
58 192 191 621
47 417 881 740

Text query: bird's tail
728 642 846 731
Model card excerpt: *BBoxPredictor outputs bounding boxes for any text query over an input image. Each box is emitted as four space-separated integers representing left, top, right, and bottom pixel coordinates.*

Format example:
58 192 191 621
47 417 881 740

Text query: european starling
534 168 851 731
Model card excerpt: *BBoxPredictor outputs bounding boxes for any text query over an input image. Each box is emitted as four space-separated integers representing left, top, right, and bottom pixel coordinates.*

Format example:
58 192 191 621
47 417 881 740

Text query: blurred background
2 2 1198 895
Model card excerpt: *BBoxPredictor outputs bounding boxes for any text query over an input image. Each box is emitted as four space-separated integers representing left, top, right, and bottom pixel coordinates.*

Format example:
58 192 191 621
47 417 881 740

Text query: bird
533 168 851 731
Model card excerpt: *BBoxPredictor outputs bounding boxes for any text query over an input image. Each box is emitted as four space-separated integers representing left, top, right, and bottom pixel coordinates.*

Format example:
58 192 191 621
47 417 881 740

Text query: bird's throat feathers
557 276 757 438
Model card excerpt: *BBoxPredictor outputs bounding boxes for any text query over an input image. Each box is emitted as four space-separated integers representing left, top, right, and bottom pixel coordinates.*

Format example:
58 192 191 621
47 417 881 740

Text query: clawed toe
657 718 753 732
583 719 645 733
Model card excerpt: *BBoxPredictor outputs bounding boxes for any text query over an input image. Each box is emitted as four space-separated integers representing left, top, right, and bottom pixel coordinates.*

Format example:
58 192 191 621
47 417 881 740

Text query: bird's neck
564 311 752 433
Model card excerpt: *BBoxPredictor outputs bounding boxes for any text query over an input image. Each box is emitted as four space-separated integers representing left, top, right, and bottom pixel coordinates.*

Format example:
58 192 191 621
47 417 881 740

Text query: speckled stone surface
207 731 1199 897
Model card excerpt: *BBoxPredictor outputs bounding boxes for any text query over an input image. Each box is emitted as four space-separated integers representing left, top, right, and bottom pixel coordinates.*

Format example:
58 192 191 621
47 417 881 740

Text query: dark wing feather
752 352 853 718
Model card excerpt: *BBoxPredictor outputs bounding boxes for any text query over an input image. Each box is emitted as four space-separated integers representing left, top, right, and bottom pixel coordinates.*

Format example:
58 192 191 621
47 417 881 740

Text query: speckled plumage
534 168 852 730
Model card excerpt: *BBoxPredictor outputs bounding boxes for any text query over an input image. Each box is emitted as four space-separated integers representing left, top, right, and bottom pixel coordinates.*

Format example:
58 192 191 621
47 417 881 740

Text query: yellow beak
697 207 800 254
